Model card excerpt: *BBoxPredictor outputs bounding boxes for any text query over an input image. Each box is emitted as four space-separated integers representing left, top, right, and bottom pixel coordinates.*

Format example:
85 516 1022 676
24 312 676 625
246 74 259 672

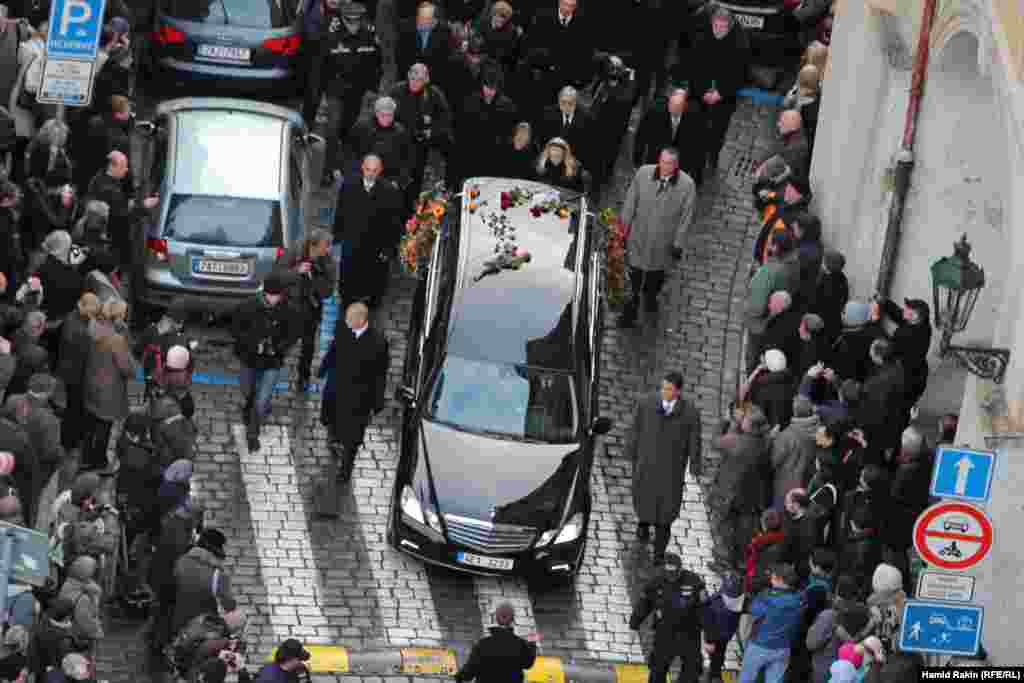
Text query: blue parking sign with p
46 0 108 60
930 446 996 503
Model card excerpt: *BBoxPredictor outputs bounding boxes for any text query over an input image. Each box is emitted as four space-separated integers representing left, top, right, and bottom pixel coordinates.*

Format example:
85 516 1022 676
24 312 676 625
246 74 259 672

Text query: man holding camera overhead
230 272 302 453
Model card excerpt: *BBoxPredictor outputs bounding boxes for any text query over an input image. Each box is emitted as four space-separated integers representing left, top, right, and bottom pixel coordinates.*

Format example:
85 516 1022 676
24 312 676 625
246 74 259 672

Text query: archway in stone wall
890 28 1012 436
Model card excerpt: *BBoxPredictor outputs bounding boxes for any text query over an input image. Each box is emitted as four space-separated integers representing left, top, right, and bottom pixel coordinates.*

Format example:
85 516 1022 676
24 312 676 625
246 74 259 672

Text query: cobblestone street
92 95 777 681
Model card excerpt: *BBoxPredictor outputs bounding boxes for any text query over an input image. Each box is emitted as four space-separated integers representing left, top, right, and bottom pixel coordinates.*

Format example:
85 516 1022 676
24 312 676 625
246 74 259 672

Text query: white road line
353 404 450 647
231 424 336 644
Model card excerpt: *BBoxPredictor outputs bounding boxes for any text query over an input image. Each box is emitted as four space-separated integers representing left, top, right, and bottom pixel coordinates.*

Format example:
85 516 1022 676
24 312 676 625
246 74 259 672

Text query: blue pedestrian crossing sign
899 600 983 657
931 447 996 503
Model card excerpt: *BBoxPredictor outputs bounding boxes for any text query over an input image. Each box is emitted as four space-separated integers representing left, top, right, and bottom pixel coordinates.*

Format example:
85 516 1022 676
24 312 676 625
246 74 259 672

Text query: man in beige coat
619 147 696 328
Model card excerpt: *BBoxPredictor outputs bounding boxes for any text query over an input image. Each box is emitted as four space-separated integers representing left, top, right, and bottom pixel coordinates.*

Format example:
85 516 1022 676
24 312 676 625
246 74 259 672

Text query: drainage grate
730 151 758 178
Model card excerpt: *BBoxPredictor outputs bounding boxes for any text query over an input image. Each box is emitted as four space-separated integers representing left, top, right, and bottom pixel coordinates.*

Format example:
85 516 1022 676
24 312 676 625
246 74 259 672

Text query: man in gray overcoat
626 372 703 564
618 147 696 328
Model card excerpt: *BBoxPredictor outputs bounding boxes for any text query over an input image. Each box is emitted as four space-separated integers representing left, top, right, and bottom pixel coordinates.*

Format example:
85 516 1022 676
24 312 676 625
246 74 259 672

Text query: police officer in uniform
629 553 707 683
304 0 383 185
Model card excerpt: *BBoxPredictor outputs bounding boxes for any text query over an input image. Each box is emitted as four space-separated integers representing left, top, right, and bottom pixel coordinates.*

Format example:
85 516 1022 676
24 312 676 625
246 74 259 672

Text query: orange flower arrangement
599 207 628 309
400 185 450 275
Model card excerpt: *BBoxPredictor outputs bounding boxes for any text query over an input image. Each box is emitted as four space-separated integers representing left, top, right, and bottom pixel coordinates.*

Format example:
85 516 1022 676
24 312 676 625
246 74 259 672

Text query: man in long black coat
626 372 703 564
587 56 636 196
633 87 704 186
333 154 404 309
676 5 750 173
330 302 389 483
523 0 595 105
453 62 518 185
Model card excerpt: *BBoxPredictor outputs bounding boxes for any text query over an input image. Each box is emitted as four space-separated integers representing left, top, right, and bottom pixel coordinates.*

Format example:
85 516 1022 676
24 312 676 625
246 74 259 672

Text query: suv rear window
164 194 282 247
165 0 293 28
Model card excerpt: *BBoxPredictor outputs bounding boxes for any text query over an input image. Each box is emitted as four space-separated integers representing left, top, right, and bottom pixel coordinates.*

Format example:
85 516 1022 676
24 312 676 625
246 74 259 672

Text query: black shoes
636 525 650 541
247 435 261 452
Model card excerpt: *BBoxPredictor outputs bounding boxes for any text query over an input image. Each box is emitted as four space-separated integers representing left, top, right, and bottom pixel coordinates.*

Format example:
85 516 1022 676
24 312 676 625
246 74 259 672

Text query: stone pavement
85 95 778 682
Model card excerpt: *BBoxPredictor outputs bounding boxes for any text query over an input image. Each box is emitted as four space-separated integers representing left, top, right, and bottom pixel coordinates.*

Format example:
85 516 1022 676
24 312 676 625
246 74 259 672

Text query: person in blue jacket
739 563 804 683
701 573 745 683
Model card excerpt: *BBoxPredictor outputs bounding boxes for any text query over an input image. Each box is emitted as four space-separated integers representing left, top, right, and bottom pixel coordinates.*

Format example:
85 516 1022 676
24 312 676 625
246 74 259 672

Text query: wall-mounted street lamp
931 235 1011 383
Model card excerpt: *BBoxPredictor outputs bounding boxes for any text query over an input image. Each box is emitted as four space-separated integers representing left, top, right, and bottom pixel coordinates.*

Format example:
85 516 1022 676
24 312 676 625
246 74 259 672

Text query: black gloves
672 246 683 260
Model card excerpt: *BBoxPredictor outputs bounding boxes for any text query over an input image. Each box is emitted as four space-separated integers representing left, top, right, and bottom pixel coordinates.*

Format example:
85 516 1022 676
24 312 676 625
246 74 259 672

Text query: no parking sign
913 501 993 571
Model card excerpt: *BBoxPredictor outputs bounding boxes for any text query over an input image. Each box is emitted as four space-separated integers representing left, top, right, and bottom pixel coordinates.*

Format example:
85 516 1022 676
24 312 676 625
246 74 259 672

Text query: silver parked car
134 97 318 314
147 0 304 95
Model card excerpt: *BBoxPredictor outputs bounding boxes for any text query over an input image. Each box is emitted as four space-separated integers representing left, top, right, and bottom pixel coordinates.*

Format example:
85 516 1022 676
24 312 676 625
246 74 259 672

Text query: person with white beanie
740 348 795 431
866 563 906 653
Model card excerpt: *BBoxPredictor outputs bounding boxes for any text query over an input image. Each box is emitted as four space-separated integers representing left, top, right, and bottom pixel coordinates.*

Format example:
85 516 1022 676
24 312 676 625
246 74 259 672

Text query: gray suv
134 97 317 314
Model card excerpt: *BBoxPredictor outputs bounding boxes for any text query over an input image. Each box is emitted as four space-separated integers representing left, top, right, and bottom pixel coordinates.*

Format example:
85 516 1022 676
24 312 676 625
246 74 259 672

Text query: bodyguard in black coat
456 603 537 683
523 1 595 103
333 155 404 308
327 303 389 483
633 89 705 186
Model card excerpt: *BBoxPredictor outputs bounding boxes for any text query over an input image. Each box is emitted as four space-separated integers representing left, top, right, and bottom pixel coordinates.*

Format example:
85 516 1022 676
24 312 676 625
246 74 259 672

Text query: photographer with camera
275 229 336 393
388 63 453 208
230 272 302 453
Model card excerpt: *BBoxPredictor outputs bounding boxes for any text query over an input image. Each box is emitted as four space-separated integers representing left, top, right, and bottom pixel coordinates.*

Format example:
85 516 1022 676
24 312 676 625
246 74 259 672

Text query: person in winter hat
702 573 745 683
171 527 237 635
57 555 104 647
867 563 906 653
157 458 194 521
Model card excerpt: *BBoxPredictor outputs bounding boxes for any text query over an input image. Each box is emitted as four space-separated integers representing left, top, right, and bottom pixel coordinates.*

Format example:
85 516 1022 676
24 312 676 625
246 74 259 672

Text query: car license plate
456 552 514 571
197 44 251 62
736 14 765 29
193 259 249 276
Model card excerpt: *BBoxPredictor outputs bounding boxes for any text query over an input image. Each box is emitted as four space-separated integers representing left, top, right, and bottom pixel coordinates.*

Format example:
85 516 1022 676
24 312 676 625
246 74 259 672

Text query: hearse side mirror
590 416 612 436
134 120 157 136
303 132 325 146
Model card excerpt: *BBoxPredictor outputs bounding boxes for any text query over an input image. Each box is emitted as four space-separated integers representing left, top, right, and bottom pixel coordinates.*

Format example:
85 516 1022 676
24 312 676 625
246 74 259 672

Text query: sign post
0 521 53 622
899 601 984 657
930 447 996 503
912 501 993 572
39 0 107 109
